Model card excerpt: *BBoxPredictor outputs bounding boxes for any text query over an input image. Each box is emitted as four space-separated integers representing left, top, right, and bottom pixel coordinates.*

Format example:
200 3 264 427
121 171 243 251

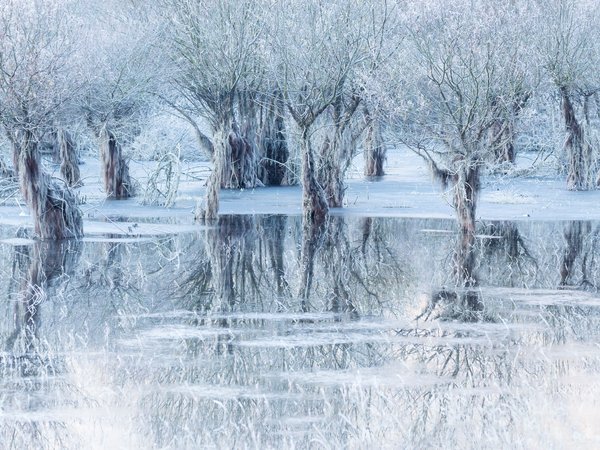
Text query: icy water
0 215 599 449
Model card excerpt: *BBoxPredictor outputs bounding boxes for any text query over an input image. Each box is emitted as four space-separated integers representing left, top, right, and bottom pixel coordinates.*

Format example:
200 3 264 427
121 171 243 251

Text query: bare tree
269 1 365 223
363 105 386 177
78 0 162 199
167 0 265 220
543 0 600 190
0 0 83 239
386 1 533 284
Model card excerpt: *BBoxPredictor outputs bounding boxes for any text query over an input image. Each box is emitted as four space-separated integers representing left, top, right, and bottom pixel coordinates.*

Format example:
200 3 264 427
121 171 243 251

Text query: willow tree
0 0 82 240
167 0 266 221
543 0 600 190
391 0 534 286
269 1 362 223
363 106 386 177
317 1 399 206
78 0 161 199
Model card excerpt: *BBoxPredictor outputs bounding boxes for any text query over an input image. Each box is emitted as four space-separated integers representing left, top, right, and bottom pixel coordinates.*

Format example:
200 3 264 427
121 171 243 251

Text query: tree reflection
559 221 599 289
480 221 537 287
421 224 483 322
0 238 81 449
0 217 596 448
132 215 405 447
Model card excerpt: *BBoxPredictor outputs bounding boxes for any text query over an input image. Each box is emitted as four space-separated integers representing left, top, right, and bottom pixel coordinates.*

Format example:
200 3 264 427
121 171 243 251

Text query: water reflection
0 217 598 448
1 239 82 449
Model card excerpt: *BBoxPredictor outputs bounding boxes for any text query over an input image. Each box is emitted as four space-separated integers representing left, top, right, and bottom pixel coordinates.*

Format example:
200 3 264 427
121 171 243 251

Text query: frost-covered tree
167 0 267 220
77 1 161 199
542 0 600 190
388 1 534 285
267 0 398 216
268 1 364 222
0 0 82 239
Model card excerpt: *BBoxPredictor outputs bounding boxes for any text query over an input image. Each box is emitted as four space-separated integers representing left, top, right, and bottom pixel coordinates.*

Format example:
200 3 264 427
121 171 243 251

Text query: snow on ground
0 148 598 237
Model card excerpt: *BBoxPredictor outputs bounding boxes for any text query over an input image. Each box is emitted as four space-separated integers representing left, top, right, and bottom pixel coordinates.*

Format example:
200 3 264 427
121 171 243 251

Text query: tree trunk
301 127 329 225
58 129 81 187
259 91 289 185
238 93 261 189
561 87 594 191
197 125 226 221
453 163 479 287
364 113 386 176
12 130 83 240
560 221 593 289
487 93 530 166
317 97 361 208
99 127 133 198
318 135 345 207
214 94 262 190
489 118 515 164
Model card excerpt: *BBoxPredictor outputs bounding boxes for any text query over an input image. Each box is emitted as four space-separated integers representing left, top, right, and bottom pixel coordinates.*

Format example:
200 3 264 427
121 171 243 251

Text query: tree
269 0 362 223
271 1 396 215
78 0 161 199
543 0 600 190
167 0 266 221
363 105 387 177
388 0 534 285
0 0 83 239
58 129 81 187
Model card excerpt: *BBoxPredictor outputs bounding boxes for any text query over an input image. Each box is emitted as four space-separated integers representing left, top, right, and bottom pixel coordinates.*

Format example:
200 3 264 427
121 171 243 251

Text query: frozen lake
0 214 599 448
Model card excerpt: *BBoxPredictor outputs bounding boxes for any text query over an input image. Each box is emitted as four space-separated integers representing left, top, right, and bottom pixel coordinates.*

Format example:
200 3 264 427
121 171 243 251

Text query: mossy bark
11 130 83 240
364 111 385 177
99 127 133 199
561 87 594 191
58 129 81 187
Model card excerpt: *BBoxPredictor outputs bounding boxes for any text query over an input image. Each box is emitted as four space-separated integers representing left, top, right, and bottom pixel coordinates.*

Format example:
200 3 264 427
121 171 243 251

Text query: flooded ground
0 215 598 449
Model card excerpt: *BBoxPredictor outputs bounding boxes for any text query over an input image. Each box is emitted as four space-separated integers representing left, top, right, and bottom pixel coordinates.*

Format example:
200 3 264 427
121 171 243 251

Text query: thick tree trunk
301 128 329 225
198 114 250 221
12 130 83 240
58 129 81 187
198 115 256 221
217 120 260 189
561 87 594 191
197 125 226 221
364 114 386 176
318 135 345 208
317 97 361 208
489 118 515 164
262 215 289 297
99 127 133 198
453 163 479 287
199 165 221 222
259 92 289 186
560 221 593 289
211 93 262 190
